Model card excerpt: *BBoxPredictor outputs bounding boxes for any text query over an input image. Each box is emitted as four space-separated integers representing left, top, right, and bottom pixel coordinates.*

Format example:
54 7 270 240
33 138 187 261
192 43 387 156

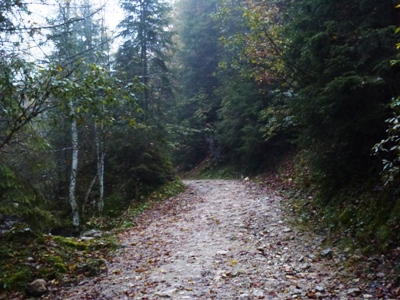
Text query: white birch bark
82 173 97 216
95 122 105 215
69 107 80 227
62 0 80 228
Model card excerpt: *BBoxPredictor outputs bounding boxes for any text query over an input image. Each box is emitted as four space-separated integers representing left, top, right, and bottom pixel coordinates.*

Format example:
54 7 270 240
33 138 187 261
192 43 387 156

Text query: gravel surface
45 180 381 299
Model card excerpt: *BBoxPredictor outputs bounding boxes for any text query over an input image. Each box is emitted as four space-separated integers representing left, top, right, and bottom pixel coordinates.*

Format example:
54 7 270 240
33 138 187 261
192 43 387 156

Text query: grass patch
183 157 244 179
53 235 89 251
0 231 119 297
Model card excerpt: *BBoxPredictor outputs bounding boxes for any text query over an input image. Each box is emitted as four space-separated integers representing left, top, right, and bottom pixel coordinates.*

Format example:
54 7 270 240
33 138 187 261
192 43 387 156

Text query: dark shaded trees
112 0 176 204
211 0 291 171
171 0 221 169
176 0 220 98
283 0 400 196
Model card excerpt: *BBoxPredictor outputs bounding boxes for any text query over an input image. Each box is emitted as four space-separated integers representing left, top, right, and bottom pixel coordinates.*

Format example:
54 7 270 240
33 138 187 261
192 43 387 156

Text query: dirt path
46 180 375 299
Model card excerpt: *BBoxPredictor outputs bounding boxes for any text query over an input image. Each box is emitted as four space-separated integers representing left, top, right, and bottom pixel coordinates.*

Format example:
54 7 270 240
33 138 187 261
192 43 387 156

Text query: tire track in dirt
45 180 371 299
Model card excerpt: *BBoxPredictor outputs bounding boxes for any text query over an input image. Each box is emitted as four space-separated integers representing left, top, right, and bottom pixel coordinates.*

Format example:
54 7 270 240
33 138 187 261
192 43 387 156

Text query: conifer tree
283 0 400 195
171 0 221 169
117 0 173 121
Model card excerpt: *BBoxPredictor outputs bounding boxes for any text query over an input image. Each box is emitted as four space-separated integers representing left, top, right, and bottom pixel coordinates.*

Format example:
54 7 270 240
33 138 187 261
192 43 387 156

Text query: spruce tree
284 0 400 196
116 0 173 121
171 0 221 169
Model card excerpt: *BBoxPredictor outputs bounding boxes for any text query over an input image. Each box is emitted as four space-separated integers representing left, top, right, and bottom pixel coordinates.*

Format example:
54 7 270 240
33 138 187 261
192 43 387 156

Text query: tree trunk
69 106 80 227
82 173 97 216
95 122 105 215
140 0 149 120
63 1 80 228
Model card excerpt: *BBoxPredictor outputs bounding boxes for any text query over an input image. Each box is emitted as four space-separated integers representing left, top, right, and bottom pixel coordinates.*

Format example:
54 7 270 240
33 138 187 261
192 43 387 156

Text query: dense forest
2 0 400 295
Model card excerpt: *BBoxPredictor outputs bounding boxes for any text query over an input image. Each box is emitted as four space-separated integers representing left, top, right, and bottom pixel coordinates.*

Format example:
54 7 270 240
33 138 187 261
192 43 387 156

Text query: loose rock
155 288 178 297
320 248 333 258
26 279 47 297
347 288 361 296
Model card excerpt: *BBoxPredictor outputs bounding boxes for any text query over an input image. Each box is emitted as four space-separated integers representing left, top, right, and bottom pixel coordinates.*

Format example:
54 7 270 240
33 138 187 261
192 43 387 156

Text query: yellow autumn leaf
230 259 239 267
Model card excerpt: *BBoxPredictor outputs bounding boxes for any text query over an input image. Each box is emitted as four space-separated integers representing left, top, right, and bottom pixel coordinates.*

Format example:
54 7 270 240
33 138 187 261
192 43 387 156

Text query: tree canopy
3 2 400 295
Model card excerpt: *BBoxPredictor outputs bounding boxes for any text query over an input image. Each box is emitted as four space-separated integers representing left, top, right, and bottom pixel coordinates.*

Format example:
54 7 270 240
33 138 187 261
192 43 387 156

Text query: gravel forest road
46 180 377 299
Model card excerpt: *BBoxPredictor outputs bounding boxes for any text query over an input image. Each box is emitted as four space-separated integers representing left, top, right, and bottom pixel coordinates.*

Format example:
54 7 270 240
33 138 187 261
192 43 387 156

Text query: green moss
376 225 391 249
0 266 31 290
120 220 135 229
77 258 106 277
0 244 13 260
87 235 120 251
38 267 56 279
46 255 64 264
54 262 68 274
42 255 69 275
339 207 354 227
361 245 375 255
53 236 89 251
0 231 119 297
4 225 38 242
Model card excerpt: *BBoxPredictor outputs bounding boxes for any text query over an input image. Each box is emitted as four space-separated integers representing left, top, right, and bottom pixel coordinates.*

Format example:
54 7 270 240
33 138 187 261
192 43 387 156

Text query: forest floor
42 180 396 299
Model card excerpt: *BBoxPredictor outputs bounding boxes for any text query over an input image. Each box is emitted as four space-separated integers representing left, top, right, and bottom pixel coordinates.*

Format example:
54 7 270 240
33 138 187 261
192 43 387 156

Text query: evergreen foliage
211 0 292 171
0 159 53 232
3 0 400 276
172 0 400 251
215 78 270 171
373 17 400 187
176 0 220 98
105 124 175 204
374 93 400 186
170 0 221 170
283 0 400 197
116 0 174 121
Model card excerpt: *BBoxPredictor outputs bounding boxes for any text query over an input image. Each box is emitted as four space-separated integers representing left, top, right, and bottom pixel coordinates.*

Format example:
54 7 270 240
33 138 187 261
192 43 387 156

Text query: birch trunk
63 0 80 228
95 122 105 215
69 108 80 227
82 173 97 216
